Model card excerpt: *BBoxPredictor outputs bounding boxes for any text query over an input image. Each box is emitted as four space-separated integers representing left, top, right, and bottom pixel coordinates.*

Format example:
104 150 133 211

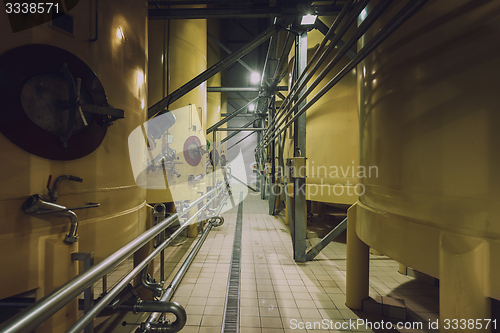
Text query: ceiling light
250 72 260 85
301 14 317 25
249 104 255 112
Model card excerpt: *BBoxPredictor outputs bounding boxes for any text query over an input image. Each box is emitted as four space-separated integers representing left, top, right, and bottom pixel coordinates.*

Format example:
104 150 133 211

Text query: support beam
148 24 279 118
208 86 288 92
268 96 277 215
314 18 357 59
276 92 286 100
149 6 343 20
346 204 369 310
306 218 347 261
221 113 254 117
222 78 251 103
292 29 308 263
206 97 259 134
208 32 253 73
227 131 256 151
221 119 255 143
208 87 259 92
216 128 265 131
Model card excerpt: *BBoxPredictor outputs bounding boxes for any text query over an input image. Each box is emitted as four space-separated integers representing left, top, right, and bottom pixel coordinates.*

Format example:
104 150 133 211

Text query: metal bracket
71 252 95 333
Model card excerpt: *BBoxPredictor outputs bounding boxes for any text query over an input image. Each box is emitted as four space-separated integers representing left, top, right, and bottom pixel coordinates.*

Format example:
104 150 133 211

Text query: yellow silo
355 0 500 324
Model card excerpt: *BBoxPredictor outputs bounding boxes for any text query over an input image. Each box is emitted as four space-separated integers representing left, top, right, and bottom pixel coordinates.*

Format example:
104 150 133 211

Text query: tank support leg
439 232 490 333
346 203 369 310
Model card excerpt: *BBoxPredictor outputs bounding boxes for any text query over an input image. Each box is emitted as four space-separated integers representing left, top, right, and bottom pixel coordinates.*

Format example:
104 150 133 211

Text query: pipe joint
136 301 186 333
140 267 163 298
209 216 224 227
22 194 79 244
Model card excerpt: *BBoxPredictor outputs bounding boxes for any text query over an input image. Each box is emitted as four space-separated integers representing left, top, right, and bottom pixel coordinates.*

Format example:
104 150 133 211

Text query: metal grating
221 193 244 333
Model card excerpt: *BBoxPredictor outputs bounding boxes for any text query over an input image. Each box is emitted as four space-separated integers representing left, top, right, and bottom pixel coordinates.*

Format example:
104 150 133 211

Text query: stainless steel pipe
0 185 222 333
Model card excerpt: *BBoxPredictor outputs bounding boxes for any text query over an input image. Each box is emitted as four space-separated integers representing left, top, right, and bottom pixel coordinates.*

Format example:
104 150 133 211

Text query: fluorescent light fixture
249 103 255 112
301 14 317 25
250 72 260 85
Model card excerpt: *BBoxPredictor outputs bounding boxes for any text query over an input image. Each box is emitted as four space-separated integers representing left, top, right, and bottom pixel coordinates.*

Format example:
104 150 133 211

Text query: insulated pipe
261 0 426 148
21 194 79 243
0 185 221 333
140 193 230 333
66 187 227 333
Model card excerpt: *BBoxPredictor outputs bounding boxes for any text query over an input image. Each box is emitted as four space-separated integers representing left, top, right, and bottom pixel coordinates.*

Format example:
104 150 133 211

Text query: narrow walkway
162 193 438 333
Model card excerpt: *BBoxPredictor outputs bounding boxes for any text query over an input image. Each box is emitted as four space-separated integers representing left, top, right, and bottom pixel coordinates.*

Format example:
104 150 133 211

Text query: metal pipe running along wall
262 0 374 146
0 185 223 333
148 24 280 119
259 0 428 150
263 0 356 141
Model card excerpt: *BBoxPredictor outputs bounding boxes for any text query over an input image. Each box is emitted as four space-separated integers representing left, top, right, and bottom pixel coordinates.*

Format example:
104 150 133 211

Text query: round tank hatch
210 148 220 167
0 44 110 160
183 135 202 166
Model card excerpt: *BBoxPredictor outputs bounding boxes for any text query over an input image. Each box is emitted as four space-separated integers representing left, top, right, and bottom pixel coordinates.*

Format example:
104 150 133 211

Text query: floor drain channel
221 193 244 333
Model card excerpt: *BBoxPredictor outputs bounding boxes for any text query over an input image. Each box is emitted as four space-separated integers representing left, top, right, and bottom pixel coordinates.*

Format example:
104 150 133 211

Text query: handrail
138 191 230 332
0 184 225 333
67 185 228 333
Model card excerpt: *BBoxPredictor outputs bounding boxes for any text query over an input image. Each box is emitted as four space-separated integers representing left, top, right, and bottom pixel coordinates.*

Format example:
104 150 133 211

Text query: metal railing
0 183 230 333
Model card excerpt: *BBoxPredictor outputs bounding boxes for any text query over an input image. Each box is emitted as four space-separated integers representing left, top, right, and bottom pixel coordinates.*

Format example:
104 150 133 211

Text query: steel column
268 96 277 215
292 29 308 263
71 252 94 333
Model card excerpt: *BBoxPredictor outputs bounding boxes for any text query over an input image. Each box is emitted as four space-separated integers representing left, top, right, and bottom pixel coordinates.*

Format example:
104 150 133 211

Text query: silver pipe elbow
61 210 79 243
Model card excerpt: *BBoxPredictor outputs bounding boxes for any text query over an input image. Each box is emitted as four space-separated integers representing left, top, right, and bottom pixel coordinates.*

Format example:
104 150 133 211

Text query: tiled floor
151 192 440 333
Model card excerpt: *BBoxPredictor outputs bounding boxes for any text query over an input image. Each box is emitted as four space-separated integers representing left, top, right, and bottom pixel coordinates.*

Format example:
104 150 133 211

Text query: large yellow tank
147 17 207 204
284 21 359 205
356 0 500 323
207 21 227 169
0 0 147 330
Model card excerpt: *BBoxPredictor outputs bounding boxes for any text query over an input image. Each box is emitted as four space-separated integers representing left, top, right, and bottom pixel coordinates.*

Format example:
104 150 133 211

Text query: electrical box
266 162 272 175
285 157 306 182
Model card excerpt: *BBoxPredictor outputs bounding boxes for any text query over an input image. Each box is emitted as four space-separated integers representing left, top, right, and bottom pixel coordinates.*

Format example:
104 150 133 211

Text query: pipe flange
65 234 79 244
210 216 224 227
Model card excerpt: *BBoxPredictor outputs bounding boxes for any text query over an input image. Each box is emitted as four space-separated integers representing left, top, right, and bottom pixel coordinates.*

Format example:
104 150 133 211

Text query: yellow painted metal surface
147 18 207 203
345 203 369 310
0 0 148 308
207 21 227 161
357 0 500 306
284 23 359 205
